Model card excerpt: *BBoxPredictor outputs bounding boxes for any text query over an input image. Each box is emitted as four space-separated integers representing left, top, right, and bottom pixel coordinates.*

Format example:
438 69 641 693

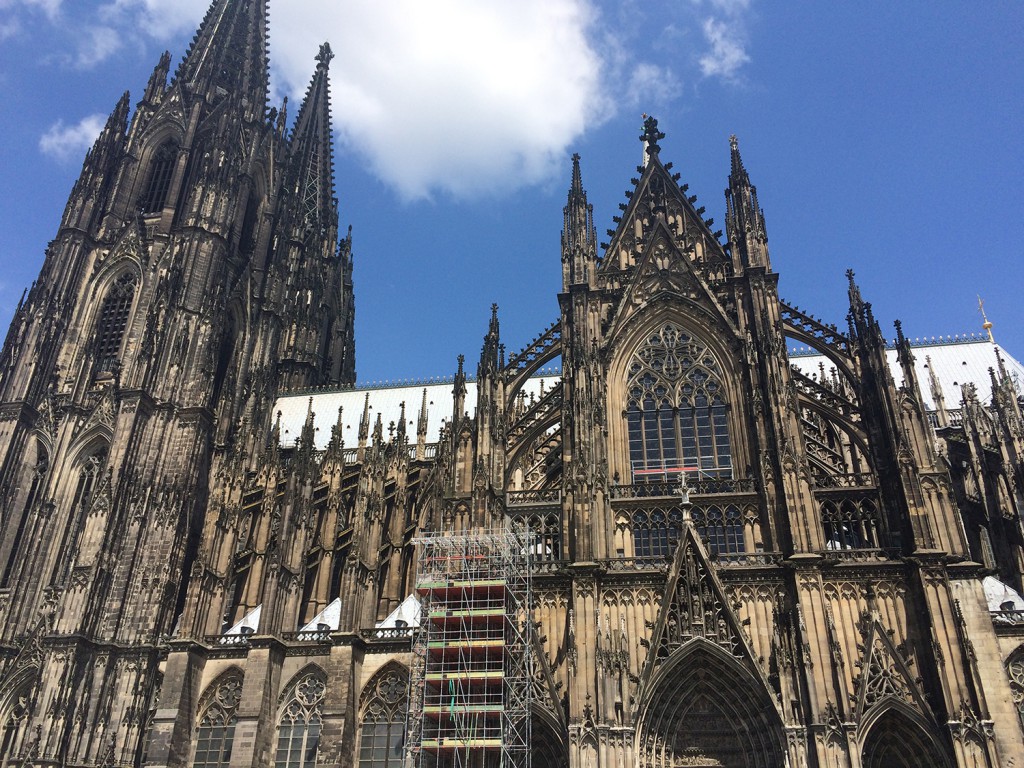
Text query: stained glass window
276 673 325 768
194 674 242 768
358 669 407 768
626 323 732 482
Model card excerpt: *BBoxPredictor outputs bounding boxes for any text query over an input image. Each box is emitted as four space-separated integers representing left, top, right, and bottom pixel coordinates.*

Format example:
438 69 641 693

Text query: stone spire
288 43 338 235
724 134 770 270
561 153 596 289
61 91 131 232
174 0 270 120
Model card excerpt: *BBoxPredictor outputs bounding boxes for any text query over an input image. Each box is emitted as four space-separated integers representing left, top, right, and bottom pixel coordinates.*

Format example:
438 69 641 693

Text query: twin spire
170 0 337 228
176 0 270 118
288 42 338 231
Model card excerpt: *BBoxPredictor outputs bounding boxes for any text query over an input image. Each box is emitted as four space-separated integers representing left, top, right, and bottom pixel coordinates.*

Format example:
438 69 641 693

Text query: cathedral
1 1 1023 767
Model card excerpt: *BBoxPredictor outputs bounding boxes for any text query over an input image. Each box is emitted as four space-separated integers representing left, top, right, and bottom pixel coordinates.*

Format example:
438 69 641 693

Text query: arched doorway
861 705 952 768
636 640 784 768
532 707 568 768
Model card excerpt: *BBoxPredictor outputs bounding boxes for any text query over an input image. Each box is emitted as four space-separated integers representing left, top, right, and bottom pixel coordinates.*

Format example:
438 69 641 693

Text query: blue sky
0 0 1020 384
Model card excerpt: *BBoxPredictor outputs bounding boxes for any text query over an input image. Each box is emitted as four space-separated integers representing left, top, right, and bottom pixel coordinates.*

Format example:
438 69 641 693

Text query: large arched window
139 140 177 214
626 323 732 482
276 671 325 768
358 667 408 768
93 272 137 377
194 672 243 768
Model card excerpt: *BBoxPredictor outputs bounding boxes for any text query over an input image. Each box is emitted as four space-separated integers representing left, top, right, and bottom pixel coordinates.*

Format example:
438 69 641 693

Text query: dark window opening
1 445 49 586
139 140 178 214
93 272 137 377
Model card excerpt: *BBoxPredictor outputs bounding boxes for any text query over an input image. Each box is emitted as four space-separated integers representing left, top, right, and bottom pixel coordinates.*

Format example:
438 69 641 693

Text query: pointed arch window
53 446 107 582
140 140 178 214
626 323 732 482
0 680 34 768
1009 655 1024 733
691 505 745 556
275 672 325 768
194 673 243 768
93 272 137 377
821 498 881 550
1 442 49 587
358 669 408 768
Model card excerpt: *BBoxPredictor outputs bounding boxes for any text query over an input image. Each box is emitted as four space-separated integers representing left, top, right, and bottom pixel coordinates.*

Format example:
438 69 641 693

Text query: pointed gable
854 617 932 720
600 116 728 276
641 523 761 677
605 218 739 344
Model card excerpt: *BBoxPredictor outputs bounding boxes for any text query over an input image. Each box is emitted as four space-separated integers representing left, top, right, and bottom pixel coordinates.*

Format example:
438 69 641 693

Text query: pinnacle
289 43 338 230
640 114 665 157
316 41 334 69
570 153 583 195
729 134 748 181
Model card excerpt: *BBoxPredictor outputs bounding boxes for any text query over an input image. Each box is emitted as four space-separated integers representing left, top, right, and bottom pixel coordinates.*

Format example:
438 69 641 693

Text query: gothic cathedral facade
1 1 1023 767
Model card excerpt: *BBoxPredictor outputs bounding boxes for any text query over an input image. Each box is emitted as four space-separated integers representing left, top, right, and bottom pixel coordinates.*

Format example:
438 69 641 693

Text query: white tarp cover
223 604 261 636
376 593 421 629
299 597 342 632
983 576 1024 613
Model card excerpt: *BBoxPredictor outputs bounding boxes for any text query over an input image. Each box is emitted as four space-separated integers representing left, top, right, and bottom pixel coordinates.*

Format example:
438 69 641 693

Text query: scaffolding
408 526 532 768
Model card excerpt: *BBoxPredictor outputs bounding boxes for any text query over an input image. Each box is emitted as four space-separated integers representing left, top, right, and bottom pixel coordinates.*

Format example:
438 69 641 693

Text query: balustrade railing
360 626 416 641
820 548 899 563
507 488 562 506
598 556 670 572
281 630 332 642
814 472 877 489
204 634 250 647
992 610 1024 626
610 478 756 499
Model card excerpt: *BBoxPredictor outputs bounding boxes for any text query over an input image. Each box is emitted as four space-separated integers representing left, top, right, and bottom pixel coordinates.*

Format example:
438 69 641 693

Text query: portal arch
859 700 952 768
635 640 785 768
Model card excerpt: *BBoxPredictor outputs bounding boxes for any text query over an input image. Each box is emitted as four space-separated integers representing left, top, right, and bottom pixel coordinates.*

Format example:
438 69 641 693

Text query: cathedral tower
0 0 353 763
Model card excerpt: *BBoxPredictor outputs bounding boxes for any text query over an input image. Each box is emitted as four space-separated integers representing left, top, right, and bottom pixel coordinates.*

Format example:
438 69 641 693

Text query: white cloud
39 113 106 162
0 18 20 40
0 0 62 19
99 0 209 38
626 63 680 109
26 0 754 196
0 0 61 37
698 17 750 79
708 0 750 12
72 24 121 67
271 0 609 200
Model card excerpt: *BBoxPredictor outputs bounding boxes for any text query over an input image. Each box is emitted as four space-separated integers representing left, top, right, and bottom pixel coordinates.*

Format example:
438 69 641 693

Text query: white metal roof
789 338 1023 411
275 339 1021 451
276 374 561 451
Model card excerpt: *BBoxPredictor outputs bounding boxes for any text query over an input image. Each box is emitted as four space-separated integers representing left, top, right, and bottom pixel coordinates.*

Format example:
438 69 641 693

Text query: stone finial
640 114 666 155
